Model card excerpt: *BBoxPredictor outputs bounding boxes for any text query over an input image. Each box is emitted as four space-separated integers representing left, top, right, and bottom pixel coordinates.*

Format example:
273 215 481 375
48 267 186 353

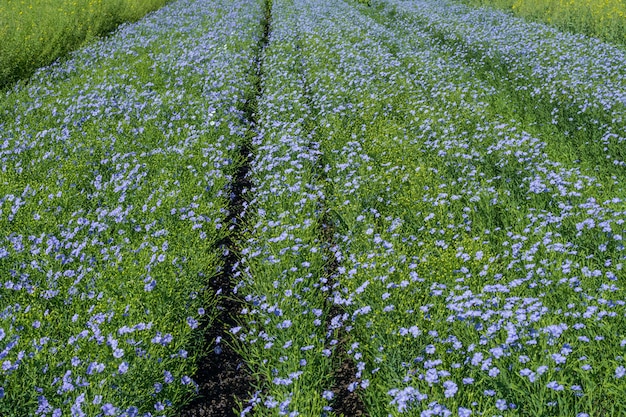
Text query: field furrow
285 0 626 415
2 0 626 415
0 0 263 414
232 0 338 413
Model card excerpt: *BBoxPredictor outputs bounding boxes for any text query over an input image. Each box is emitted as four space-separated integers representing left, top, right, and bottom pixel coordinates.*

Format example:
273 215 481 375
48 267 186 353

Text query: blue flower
458 407 472 417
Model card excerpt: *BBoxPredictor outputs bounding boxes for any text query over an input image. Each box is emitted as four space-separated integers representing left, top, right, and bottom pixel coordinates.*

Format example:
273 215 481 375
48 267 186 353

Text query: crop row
233 0 336 413
0 0 262 415
311 0 626 415
229 0 626 415
3 0 626 415
455 0 626 46
380 0 626 178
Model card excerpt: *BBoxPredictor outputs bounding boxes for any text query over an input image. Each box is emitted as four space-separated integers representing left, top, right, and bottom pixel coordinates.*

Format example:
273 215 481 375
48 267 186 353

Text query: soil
178 272 254 416
331 355 368 417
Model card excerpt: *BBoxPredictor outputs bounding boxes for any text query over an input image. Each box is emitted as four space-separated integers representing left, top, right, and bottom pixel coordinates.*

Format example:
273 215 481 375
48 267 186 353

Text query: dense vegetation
0 0 172 88
456 0 626 45
2 0 626 415
0 0 261 414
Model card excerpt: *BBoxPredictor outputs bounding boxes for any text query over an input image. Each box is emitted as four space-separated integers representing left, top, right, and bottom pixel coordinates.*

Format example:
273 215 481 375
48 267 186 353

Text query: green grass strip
0 0 172 89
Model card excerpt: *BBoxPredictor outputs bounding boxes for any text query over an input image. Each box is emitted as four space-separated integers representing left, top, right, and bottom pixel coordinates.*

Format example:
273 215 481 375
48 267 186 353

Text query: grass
455 0 626 45
0 0 172 89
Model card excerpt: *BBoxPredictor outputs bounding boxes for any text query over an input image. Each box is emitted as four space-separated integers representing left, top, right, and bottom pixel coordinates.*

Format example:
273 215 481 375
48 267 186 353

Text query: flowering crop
381 0 626 179
0 0 263 414
3 0 626 415
263 0 626 414
233 0 337 413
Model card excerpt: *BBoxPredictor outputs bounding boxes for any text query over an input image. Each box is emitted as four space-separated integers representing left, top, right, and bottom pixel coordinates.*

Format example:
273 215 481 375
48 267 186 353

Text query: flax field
2 0 626 416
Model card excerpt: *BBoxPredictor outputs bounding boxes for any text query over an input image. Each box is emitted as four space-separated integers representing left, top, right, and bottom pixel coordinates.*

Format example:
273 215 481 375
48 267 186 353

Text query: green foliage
455 0 626 46
0 0 172 89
